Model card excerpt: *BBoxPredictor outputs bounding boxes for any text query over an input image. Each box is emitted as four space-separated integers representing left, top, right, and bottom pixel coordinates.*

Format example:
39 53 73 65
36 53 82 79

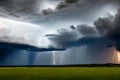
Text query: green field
0 67 120 80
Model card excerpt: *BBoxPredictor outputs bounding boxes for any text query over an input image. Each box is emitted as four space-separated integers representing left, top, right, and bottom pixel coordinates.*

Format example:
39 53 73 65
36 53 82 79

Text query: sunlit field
0 67 120 80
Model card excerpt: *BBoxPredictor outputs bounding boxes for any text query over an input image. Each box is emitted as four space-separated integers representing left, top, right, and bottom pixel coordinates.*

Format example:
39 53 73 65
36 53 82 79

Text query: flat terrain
0 67 120 80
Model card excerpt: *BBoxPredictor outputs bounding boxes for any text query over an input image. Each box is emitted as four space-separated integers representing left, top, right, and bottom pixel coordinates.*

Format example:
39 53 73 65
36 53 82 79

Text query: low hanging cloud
46 15 113 48
46 8 120 51
0 17 66 52
46 24 99 48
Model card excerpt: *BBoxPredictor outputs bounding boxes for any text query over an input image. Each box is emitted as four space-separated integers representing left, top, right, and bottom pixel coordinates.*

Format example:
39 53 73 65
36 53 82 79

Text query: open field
0 67 120 80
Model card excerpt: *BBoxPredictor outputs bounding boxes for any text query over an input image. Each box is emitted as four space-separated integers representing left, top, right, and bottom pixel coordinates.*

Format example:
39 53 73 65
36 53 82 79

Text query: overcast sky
0 0 120 65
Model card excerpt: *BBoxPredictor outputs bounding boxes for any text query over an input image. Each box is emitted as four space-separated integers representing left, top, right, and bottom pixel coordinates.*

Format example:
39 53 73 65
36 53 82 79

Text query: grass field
0 67 120 80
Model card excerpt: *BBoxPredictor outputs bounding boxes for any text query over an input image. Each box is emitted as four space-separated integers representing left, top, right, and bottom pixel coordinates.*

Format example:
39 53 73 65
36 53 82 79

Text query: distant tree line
1 63 120 67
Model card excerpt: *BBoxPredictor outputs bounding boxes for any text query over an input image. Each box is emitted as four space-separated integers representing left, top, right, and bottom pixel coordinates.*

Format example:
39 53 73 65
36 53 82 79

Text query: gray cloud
94 15 114 36
107 9 120 51
0 0 37 14
0 0 119 51
0 0 119 27
0 0 120 65
46 24 98 48
0 26 35 46
46 28 80 48
0 25 65 52
46 8 120 51
42 0 120 15
56 0 80 9
42 0 86 15
76 24 97 36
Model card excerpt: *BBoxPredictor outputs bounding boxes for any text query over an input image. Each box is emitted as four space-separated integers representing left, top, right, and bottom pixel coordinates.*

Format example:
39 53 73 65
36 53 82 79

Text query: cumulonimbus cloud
46 8 120 51
0 17 66 52
1 0 120 52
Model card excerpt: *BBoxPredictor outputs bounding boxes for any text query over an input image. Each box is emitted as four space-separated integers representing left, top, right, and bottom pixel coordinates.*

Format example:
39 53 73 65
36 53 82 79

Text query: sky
0 0 120 65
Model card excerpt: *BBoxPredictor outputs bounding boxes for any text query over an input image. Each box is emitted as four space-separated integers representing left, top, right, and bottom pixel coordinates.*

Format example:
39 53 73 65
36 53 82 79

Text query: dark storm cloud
76 24 97 36
110 9 120 35
56 0 80 9
46 30 107 49
39 0 120 31
0 0 120 51
0 0 41 21
0 0 37 13
0 41 65 52
94 16 114 35
56 0 120 10
42 0 85 15
0 0 119 65
46 8 120 51
46 24 98 48
0 0 119 26
46 16 109 48
107 9 120 51
1 0 120 16
42 0 120 15
0 41 65 65
46 27 80 48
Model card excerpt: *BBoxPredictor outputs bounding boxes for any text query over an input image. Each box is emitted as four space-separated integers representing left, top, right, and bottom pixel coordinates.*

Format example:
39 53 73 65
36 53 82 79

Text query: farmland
0 67 120 80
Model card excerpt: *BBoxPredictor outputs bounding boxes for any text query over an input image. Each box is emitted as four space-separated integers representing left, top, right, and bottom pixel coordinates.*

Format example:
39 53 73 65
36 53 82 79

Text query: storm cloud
0 0 120 65
46 8 120 52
